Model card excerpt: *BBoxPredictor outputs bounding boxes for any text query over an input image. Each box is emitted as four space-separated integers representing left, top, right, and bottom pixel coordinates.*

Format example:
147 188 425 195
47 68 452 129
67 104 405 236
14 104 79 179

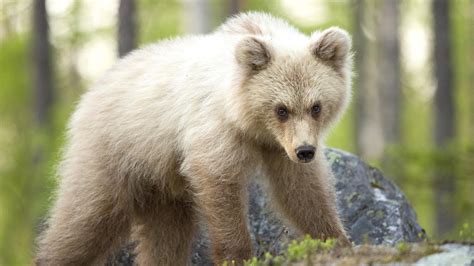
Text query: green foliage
245 252 285 266
396 241 411 256
452 0 474 147
0 35 30 116
458 222 474 241
138 0 182 43
286 235 335 262
0 15 72 266
244 236 337 265
326 103 356 153
0 34 34 266
383 143 474 239
245 237 445 265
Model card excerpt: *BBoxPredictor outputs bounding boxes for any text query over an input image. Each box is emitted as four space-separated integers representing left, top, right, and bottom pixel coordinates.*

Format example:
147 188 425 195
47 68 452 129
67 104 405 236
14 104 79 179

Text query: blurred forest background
0 0 473 264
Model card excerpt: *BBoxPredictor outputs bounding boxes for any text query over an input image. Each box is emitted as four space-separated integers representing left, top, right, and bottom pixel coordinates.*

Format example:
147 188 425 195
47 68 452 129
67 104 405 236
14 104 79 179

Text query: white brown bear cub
36 12 352 265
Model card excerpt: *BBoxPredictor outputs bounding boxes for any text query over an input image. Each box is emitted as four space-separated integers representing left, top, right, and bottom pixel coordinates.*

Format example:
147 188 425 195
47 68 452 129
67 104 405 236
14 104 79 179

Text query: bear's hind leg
133 198 197 265
35 168 132 265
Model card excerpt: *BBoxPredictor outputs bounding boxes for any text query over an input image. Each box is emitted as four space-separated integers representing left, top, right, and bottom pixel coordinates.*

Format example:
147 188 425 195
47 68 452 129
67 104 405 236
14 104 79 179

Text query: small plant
458 222 473 241
242 236 445 265
286 235 336 262
395 241 411 261
245 252 284 266
396 241 410 254
243 235 337 265
244 257 258 266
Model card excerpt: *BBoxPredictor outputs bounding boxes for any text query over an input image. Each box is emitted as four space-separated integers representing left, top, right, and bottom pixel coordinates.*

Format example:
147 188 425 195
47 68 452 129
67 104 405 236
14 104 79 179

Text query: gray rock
327 148 425 245
111 148 426 265
414 244 474 266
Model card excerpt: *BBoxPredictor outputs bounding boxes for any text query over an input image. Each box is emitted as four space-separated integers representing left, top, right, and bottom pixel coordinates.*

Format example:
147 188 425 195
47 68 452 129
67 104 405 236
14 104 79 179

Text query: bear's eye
276 106 289 122
311 104 322 118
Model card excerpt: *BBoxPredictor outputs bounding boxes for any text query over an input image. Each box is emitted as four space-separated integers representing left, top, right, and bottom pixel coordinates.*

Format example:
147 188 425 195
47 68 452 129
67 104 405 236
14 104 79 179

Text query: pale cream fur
35 12 352 265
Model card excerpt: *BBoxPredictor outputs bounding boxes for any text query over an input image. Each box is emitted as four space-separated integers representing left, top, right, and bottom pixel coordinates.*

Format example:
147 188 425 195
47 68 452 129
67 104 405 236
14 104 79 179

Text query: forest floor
244 238 474 266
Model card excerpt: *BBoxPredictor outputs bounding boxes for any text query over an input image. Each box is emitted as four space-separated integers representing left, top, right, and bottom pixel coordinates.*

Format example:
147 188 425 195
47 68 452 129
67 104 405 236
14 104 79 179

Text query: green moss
375 210 385 219
243 236 443 265
286 235 335 262
394 241 411 261
245 252 285 266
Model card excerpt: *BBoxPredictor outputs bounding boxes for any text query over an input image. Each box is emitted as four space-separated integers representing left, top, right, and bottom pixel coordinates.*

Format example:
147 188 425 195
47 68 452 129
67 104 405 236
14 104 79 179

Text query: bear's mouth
298 157 314 163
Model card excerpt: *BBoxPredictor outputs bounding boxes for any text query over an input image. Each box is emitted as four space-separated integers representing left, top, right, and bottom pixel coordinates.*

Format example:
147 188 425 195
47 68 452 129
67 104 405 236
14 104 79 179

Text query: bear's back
216 12 301 37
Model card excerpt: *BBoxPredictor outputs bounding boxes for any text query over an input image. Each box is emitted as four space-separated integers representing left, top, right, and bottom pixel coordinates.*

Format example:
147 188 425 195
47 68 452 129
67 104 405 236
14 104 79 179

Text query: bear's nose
295 145 316 162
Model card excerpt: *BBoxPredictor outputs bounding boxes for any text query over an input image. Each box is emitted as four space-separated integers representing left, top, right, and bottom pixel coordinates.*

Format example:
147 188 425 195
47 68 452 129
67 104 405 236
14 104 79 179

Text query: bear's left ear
235 36 272 73
310 27 351 73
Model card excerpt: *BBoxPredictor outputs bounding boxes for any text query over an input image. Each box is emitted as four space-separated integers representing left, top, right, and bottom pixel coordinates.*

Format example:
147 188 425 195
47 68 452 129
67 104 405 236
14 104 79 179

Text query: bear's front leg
183 159 253 265
263 150 351 246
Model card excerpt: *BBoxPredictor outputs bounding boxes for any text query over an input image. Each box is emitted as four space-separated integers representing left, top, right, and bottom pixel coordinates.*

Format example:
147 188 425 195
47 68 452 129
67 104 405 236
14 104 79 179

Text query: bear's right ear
235 36 272 73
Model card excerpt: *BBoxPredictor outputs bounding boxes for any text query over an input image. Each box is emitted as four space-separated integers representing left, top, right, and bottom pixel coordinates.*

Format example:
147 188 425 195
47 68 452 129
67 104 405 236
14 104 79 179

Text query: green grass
240 236 442 266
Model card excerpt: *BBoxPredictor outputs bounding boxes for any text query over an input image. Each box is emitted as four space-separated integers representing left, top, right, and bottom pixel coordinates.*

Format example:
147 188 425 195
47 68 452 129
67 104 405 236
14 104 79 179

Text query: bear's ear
310 27 351 73
235 36 272 73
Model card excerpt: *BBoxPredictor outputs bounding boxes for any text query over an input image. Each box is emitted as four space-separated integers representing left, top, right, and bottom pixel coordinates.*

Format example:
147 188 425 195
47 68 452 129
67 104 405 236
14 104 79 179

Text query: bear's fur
36 12 352 265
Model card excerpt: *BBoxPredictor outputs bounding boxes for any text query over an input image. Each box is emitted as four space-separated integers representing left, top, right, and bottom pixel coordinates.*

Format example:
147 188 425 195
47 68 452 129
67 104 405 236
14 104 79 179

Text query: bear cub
36 12 353 265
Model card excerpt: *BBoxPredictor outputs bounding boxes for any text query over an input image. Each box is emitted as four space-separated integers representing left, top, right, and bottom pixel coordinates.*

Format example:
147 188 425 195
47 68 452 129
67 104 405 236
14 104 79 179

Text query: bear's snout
295 145 316 163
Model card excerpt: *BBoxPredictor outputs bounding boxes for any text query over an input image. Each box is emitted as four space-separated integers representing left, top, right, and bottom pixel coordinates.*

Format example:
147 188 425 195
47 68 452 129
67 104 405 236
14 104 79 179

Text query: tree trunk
377 0 401 146
354 0 384 161
432 0 456 237
1 1 13 36
32 0 53 127
469 0 474 138
182 0 211 34
118 0 137 57
228 0 244 16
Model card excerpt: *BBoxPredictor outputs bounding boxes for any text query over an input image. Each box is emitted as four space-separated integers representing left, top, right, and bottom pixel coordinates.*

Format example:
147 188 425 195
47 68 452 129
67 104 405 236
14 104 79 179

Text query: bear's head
234 27 352 163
